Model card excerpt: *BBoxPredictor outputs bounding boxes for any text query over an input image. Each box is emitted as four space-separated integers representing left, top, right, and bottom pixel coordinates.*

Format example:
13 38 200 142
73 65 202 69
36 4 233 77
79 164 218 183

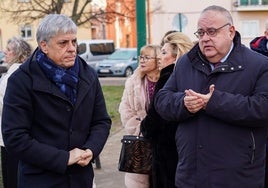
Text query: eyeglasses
194 23 231 38
139 55 157 62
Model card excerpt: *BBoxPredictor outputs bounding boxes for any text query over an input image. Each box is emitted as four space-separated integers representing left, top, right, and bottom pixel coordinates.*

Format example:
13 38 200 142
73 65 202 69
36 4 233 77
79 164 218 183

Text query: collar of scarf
36 49 79 104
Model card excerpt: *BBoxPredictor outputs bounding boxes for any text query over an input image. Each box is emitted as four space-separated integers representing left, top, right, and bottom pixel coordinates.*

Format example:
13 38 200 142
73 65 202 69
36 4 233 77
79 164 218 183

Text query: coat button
66 105 72 112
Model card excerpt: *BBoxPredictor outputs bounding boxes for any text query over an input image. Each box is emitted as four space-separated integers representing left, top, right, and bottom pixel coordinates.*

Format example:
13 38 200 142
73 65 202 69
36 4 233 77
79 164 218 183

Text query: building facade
149 0 268 47
0 0 94 50
105 0 137 48
0 0 267 51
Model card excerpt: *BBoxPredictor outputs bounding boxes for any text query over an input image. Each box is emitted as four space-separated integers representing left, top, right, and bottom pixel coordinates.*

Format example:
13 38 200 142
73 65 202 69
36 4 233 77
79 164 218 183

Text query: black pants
1 146 19 188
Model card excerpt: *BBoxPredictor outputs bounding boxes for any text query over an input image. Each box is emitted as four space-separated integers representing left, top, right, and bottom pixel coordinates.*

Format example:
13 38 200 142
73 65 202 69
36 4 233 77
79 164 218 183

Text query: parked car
95 48 138 77
0 51 4 64
77 40 115 69
0 51 7 77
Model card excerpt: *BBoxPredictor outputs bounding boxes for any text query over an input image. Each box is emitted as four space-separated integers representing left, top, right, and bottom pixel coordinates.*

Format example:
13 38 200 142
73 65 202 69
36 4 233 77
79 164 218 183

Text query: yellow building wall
0 0 93 51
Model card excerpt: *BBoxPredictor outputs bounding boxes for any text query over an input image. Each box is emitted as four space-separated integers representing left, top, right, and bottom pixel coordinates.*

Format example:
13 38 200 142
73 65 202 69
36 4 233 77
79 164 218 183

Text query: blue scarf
36 49 79 104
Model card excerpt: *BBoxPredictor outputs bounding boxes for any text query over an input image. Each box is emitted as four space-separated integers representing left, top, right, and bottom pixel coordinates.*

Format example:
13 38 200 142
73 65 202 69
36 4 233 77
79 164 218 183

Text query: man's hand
68 148 93 167
77 149 93 167
68 148 86 166
184 84 215 113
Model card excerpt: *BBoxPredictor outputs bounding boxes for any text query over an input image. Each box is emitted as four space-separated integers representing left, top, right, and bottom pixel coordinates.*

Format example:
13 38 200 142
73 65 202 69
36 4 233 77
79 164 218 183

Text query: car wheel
124 67 133 77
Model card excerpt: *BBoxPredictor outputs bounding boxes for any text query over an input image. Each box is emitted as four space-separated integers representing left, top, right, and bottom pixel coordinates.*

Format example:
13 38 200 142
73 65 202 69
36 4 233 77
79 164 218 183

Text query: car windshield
107 50 136 60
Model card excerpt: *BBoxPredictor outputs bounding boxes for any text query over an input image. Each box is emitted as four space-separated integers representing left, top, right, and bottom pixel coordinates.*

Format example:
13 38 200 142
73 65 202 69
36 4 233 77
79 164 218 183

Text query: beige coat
0 63 20 146
118 67 150 188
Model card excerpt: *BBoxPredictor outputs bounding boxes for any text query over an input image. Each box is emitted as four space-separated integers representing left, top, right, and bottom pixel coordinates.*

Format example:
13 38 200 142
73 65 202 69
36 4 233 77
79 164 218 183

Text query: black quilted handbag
118 133 152 174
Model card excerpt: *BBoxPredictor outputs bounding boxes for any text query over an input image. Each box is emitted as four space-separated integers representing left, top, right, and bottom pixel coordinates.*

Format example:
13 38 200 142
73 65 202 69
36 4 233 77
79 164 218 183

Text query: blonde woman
140 32 193 188
0 36 32 188
119 44 161 188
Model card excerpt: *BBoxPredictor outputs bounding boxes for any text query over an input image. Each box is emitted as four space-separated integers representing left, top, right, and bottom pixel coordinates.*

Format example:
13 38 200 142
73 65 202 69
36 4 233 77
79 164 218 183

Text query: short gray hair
202 5 233 25
36 14 77 46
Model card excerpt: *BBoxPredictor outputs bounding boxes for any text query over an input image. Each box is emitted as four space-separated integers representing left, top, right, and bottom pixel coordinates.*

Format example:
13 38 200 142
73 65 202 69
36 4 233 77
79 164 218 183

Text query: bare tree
0 0 135 27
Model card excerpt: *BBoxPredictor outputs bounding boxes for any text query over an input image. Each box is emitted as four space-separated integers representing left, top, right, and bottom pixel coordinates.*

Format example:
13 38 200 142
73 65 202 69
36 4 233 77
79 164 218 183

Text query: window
20 25 32 39
240 20 259 38
239 0 268 5
263 0 268 4
18 0 30 2
89 43 115 56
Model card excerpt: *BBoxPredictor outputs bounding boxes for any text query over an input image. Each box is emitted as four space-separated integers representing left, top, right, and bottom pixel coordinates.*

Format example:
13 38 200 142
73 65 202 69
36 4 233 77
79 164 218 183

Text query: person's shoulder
123 68 142 89
8 63 21 72
242 46 268 68
250 36 266 43
242 45 265 57
250 36 267 49
78 56 98 77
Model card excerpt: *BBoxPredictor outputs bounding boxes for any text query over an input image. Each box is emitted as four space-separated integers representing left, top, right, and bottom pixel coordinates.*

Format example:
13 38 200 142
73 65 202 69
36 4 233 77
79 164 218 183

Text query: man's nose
67 41 76 51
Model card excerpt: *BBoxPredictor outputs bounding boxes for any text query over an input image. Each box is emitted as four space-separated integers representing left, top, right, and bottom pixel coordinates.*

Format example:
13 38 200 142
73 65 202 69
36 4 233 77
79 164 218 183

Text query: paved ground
94 128 126 188
99 77 127 86
94 77 126 188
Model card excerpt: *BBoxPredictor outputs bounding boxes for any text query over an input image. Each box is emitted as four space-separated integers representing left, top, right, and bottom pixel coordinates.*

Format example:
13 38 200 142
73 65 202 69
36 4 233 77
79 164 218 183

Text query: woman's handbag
118 133 152 174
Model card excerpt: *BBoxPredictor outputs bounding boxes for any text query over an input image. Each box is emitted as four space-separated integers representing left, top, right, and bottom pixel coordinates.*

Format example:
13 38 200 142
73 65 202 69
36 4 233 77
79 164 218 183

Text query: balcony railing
239 0 268 5
234 0 268 11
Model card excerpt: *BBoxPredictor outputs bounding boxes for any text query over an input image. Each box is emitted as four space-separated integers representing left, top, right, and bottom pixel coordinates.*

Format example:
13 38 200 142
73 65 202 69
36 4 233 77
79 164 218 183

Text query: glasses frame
194 23 231 38
139 55 157 62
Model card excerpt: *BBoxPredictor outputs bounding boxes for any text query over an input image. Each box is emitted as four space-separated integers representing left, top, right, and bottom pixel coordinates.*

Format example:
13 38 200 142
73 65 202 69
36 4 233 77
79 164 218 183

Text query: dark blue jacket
2 49 111 188
155 32 268 188
250 36 268 57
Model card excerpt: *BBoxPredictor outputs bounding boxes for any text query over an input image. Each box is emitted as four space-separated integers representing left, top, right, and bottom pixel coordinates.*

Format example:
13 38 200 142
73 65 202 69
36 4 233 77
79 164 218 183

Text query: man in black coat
1 14 111 188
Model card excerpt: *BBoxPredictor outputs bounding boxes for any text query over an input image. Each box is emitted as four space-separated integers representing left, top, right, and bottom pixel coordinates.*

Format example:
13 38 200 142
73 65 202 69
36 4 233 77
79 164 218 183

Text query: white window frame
240 20 259 38
18 0 30 2
20 25 33 39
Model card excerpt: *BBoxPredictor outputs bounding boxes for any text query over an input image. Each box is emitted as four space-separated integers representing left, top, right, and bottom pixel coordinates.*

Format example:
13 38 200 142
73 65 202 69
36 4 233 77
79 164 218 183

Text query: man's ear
229 25 236 39
39 41 48 54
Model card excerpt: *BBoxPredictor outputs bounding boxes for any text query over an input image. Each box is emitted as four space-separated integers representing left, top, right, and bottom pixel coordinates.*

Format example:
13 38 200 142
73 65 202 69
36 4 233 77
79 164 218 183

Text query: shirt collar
209 42 234 70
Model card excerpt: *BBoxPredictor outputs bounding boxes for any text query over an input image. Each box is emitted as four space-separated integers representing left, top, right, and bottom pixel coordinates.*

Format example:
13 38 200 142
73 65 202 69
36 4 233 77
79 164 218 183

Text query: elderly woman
0 36 32 188
1 14 111 188
119 44 161 188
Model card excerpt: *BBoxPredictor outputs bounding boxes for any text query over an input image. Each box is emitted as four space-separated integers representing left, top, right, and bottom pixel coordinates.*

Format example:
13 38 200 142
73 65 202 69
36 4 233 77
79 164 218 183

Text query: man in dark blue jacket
155 5 268 188
1 14 111 188
250 20 268 57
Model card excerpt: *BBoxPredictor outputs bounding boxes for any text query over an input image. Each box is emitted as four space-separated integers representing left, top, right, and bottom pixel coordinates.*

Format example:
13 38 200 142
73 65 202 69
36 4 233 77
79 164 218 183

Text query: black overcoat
2 49 111 188
141 63 177 188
